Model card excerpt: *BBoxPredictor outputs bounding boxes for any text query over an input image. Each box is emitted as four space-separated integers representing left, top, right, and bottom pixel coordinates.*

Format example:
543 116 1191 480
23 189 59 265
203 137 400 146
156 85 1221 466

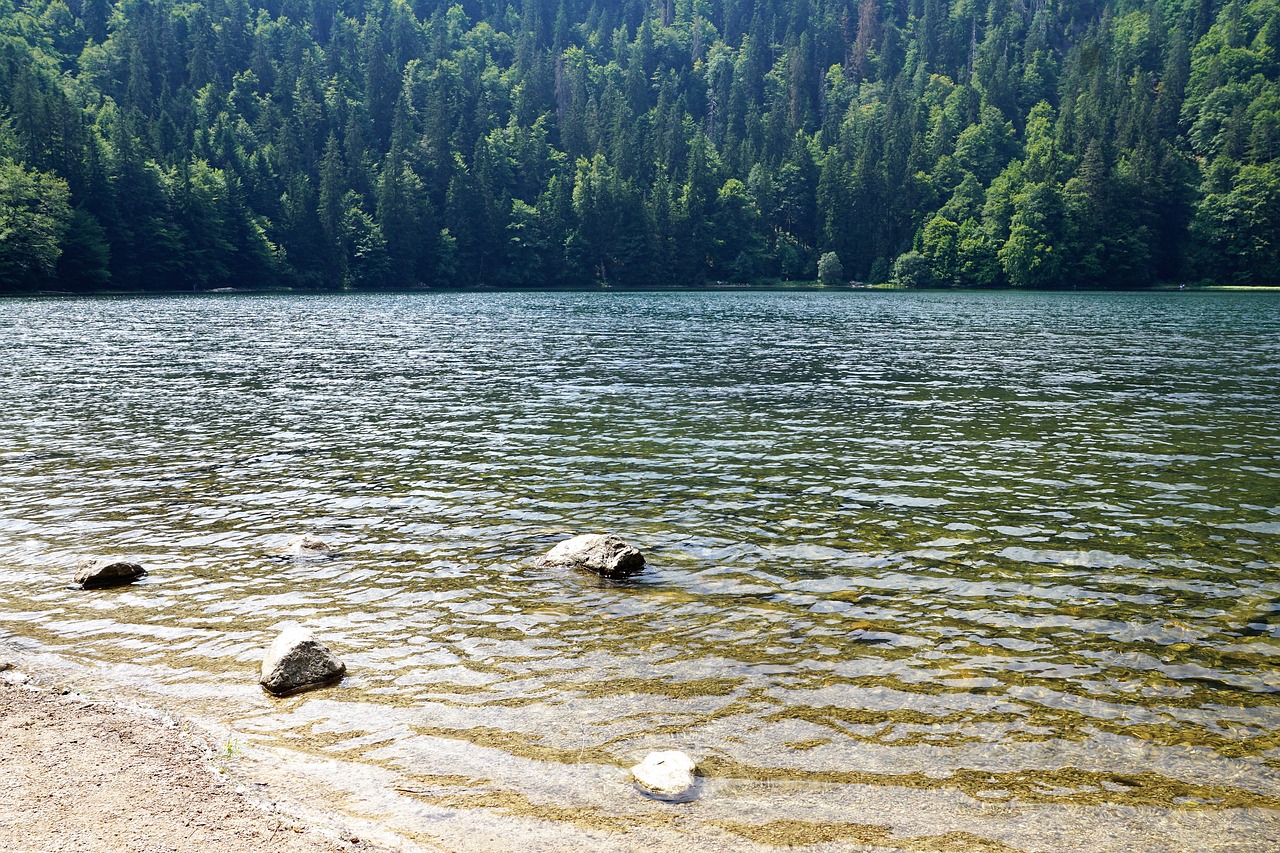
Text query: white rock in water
74 558 147 589
630 750 697 800
540 534 645 578
259 624 345 696
284 535 331 555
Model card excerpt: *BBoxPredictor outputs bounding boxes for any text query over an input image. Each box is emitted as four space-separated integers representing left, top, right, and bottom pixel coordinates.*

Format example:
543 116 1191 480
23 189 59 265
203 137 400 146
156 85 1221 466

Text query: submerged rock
284 535 331 556
540 534 645 578
630 750 698 801
74 558 147 589
259 624 346 696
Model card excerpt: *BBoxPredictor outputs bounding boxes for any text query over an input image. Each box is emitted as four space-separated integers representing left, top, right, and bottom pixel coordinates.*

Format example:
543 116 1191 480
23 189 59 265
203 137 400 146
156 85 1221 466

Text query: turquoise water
0 291 1277 851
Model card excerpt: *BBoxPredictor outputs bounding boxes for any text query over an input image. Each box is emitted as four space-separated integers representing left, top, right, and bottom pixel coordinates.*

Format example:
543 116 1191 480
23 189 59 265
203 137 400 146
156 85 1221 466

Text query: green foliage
0 156 71 288
891 251 935 288
919 216 959 286
1001 182 1068 288
56 207 111 290
0 0 1276 292
817 251 843 285
1192 160 1280 283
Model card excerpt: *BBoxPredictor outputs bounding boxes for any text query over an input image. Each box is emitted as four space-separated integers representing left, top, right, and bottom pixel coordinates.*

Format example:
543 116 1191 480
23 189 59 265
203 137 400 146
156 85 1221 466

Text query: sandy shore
0 662 388 853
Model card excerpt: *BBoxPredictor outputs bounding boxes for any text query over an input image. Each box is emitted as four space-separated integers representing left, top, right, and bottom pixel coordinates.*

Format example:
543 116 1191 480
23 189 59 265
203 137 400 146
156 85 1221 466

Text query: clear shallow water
0 290 1278 851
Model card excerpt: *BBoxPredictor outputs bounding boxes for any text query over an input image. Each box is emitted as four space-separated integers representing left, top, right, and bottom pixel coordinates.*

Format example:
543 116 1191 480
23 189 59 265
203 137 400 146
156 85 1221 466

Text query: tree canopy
0 0 1277 292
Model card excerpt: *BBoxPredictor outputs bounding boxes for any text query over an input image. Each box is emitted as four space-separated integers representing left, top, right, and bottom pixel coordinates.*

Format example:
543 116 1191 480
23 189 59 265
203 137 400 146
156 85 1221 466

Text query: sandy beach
0 662 385 853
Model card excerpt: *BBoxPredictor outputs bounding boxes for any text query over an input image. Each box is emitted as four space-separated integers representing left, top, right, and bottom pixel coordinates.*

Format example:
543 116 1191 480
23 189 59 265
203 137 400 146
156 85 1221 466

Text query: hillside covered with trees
1 0 1277 291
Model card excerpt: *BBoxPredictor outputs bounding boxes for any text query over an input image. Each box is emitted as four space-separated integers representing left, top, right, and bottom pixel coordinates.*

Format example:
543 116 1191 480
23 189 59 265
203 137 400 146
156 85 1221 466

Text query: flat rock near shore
0 683 366 852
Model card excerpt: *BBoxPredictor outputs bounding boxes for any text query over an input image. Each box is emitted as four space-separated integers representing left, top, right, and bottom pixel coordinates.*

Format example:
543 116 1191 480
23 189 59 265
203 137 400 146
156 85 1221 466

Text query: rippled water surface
1 290 1279 851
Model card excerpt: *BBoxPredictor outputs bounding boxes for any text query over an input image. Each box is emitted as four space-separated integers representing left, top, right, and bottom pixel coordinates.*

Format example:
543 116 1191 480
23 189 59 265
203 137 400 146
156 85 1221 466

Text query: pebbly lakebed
0 289 1277 851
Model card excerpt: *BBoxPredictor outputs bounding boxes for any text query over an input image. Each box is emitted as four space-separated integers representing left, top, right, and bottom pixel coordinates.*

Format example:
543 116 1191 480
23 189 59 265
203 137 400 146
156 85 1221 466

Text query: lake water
0 290 1278 851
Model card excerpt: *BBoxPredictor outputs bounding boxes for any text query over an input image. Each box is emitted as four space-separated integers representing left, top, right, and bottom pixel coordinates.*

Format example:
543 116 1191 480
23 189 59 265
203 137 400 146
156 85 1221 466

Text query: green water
0 290 1276 851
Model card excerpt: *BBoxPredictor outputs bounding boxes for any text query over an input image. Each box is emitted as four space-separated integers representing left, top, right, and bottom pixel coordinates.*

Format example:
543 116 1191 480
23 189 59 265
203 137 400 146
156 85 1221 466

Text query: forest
0 0 1277 291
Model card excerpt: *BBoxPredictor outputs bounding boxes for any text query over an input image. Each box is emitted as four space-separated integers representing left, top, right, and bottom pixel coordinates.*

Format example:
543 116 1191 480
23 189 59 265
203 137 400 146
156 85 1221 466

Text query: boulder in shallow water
259 624 346 696
630 750 698 801
74 558 147 589
540 534 645 578
284 535 331 555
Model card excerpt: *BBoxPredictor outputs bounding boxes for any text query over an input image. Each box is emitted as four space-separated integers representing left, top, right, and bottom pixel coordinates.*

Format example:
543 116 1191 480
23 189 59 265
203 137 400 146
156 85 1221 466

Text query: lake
0 290 1277 851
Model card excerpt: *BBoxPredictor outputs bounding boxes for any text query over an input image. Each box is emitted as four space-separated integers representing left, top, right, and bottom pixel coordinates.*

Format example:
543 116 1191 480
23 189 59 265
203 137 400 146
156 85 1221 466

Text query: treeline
0 0 1277 292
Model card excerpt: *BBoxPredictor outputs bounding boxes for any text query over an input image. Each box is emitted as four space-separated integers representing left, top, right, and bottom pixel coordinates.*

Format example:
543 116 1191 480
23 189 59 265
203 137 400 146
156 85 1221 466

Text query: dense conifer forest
0 0 1277 291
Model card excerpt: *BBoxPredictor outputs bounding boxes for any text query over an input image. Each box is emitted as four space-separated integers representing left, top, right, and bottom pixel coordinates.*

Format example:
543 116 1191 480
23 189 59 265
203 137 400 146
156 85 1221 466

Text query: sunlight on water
0 290 1278 851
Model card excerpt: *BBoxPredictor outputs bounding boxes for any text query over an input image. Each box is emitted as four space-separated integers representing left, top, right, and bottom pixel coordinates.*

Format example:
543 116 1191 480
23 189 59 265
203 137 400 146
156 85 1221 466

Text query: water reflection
0 291 1278 850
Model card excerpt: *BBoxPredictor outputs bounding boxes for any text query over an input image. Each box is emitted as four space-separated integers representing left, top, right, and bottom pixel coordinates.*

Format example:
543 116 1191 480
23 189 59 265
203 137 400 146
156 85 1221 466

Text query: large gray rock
74 558 147 589
540 534 645 578
259 624 346 696
630 750 698 801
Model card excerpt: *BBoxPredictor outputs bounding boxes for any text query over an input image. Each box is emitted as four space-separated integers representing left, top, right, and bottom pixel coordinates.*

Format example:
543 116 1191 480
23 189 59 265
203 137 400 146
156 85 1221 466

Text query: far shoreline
4 282 1279 299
